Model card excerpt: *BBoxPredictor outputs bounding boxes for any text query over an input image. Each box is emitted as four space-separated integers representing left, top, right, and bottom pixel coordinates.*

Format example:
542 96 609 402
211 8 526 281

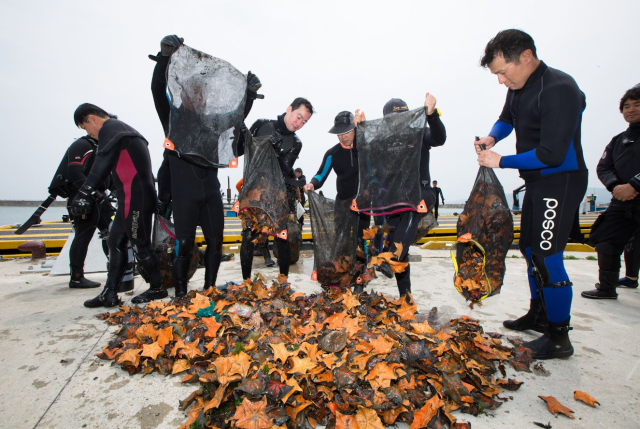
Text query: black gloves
161 35 184 56
156 193 173 218
270 131 283 151
70 185 104 217
246 71 264 100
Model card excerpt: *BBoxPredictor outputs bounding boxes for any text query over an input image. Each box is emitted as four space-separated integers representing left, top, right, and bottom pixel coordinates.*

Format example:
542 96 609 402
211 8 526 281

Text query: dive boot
173 255 190 299
523 318 574 360
131 286 168 304
69 276 101 289
84 285 119 308
262 244 275 267
581 270 618 299
503 299 547 333
618 277 639 288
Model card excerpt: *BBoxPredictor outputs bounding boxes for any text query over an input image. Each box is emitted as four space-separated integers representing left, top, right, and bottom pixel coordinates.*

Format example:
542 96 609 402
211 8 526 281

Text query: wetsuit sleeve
278 140 302 181
423 111 446 147
83 141 122 191
500 84 583 170
157 151 172 199
66 139 93 189
489 93 514 143
439 188 445 202
151 53 170 136
310 148 334 190
596 135 623 192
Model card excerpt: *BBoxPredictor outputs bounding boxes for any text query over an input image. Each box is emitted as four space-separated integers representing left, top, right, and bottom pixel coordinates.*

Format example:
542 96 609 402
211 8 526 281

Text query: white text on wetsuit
540 198 558 251
132 211 139 240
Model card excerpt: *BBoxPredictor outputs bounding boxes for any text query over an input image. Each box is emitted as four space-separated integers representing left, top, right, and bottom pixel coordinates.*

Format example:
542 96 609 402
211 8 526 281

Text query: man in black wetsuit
239 98 314 280
294 168 306 225
582 85 640 299
50 135 114 289
150 35 262 298
431 180 445 220
354 94 446 297
70 104 165 308
476 29 588 359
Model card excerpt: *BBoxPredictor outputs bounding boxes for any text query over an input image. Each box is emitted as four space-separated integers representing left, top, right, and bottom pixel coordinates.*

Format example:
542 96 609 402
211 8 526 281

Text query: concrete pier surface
0 247 638 429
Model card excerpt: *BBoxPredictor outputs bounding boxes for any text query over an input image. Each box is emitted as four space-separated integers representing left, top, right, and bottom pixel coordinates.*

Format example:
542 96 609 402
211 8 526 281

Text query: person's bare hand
477 149 502 168
303 183 314 193
474 136 496 154
424 92 437 115
613 184 639 201
354 109 366 127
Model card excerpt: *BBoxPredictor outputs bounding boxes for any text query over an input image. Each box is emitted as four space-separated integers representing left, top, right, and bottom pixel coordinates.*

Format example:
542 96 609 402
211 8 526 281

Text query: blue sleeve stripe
488 121 513 142
313 155 332 183
500 149 549 170
541 141 579 176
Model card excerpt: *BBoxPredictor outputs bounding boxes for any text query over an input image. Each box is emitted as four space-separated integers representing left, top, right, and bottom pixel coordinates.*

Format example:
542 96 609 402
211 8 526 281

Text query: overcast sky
1 0 638 203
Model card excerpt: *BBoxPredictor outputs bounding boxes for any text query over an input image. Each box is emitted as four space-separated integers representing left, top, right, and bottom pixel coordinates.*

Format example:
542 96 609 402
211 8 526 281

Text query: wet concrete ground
0 247 638 428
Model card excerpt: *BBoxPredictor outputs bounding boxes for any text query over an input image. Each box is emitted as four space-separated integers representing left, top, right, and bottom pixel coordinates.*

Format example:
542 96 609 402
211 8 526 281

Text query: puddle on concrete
32 379 49 389
133 402 174 429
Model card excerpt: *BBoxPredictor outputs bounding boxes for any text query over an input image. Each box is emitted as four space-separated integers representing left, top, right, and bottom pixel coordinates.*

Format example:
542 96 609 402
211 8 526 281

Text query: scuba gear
69 275 101 289
160 34 183 56
84 286 119 308
70 185 104 216
524 318 574 360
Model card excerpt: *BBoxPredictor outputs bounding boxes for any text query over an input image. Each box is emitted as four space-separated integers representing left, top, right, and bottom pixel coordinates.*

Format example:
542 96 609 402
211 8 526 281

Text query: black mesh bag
353 108 427 216
309 191 359 287
452 166 514 302
414 212 438 242
152 215 199 288
238 134 289 240
164 45 247 168
273 218 302 264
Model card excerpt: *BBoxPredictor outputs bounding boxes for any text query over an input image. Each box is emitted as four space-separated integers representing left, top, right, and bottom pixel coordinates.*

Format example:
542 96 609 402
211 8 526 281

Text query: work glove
160 35 184 56
155 193 173 218
246 71 264 100
70 185 104 217
269 131 283 151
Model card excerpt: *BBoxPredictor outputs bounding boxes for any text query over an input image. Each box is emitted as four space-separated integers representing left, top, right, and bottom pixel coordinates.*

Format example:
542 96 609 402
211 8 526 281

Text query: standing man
431 180 445 220
582 85 640 299
239 98 313 280
71 104 165 308
150 35 262 296
354 94 446 298
475 29 588 359
49 135 114 289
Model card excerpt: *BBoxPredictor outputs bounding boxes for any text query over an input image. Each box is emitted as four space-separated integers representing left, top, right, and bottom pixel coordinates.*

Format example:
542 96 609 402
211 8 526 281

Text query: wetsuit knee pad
176 238 195 258
532 252 572 288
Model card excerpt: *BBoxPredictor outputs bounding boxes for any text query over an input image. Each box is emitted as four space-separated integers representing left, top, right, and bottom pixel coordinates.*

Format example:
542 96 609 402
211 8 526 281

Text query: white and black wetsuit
151 53 255 288
238 116 301 279
51 136 114 279
588 123 640 288
82 120 163 289
488 61 588 324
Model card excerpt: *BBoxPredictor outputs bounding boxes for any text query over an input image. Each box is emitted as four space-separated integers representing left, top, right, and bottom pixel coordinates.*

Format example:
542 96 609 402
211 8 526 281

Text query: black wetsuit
588 123 640 288
310 142 371 241
238 115 301 279
384 110 446 295
432 186 445 220
151 53 255 288
488 61 588 324
82 119 163 289
51 136 114 278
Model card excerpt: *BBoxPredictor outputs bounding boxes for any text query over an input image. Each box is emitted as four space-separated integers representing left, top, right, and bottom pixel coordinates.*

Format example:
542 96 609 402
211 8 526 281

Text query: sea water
0 206 70 228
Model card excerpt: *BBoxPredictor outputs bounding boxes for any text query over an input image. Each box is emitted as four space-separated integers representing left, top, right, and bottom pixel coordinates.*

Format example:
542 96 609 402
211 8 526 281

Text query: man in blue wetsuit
476 29 588 360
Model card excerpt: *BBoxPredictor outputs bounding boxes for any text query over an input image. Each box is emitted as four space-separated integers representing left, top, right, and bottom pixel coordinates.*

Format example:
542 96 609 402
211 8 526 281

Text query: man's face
337 129 355 147
488 52 531 90
284 105 312 132
622 98 640 124
432 182 437 188
295 171 301 178
78 115 103 139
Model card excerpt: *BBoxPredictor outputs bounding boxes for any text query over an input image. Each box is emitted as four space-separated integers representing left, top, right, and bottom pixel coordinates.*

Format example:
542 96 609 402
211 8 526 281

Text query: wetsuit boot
396 264 411 298
84 277 119 308
173 255 190 298
619 277 639 288
69 269 101 289
523 317 574 360
581 270 619 299
203 237 222 290
131 251 168 304
503 299 547 333
262 242 275 267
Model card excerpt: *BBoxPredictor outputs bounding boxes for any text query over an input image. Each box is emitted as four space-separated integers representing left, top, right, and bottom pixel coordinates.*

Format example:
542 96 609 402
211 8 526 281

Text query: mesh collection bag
152 215 199 288
352 108 428 216
309 192 360 287
452 166 513 303
164 45 247 168
272 218 302 264
237 134 289 240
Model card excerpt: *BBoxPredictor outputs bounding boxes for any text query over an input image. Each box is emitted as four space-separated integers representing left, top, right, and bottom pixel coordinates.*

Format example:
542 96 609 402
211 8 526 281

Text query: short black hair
294 168 303 174
290 97 314 116
480 29 537 68
620 84 640 112
73 103 117 127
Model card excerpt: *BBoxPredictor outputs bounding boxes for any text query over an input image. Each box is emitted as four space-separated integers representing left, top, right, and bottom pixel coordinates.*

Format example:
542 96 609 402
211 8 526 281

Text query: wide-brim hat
383 98 409 116
328 111 355 134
